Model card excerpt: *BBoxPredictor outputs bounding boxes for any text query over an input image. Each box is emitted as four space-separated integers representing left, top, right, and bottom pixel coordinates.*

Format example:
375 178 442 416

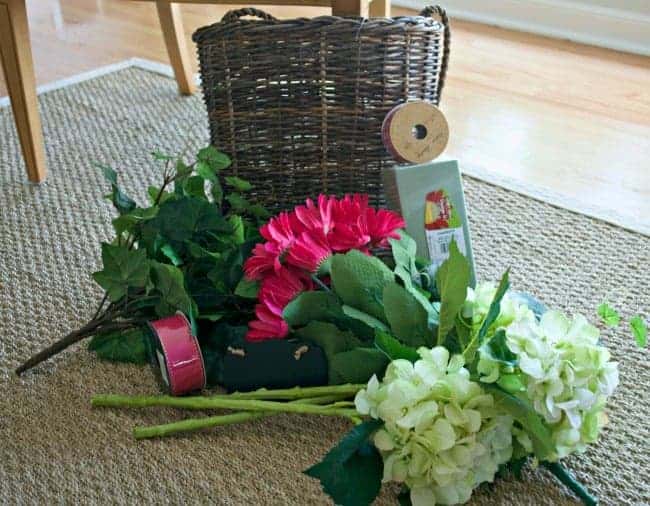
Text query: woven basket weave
193 6 450 212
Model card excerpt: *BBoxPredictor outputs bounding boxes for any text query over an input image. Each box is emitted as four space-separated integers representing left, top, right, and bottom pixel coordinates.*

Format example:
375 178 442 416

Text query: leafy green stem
543 462 598 506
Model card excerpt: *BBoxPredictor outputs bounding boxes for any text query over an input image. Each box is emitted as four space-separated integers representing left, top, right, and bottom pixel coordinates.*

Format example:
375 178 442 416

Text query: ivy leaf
597 302 620 327
331 250 394 322
88 327 149 364
228 215 245 245
305 420 384 506
182 175 207 199
630 315 648 348
97 164 136 214
329 348 389 384
435 240 471 346
226 193 251 213
147 197 231 244
383 282 432 347
375 329 419 363
225 176 253 192
234 277 259 299
197 146 231 171
151 262 192 316
92 244 150 301
484 384 555 461
111 206 159 237
195 161 218 183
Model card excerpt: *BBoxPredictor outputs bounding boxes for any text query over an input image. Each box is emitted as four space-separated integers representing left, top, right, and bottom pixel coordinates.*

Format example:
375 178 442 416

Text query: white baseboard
396 0 650 56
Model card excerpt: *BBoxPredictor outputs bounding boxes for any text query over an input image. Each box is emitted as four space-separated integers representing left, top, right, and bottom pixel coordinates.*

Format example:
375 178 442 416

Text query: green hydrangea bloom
355 347 513 506
469 282 619 461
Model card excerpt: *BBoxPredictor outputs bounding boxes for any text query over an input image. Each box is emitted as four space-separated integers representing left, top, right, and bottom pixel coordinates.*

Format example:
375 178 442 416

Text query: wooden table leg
369 0 390 17
0 0 47 182
332 0 369 17
155 1 196 95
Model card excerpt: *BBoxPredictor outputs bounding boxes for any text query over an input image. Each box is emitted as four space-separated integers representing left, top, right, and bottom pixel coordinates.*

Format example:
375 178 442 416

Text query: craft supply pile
14 6 647 506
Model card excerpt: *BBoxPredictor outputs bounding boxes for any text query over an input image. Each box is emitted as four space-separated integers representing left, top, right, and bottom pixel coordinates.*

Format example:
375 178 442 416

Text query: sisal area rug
1 65 648 505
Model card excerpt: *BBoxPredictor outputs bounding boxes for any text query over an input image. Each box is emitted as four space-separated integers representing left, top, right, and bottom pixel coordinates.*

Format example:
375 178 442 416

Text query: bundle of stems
91 384 366 439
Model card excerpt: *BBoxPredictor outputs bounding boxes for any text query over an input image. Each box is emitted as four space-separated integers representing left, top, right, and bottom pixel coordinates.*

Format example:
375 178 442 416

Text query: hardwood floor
1 0 649 228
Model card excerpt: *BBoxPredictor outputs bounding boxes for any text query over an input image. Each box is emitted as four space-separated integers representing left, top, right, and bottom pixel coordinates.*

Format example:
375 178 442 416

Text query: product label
156 349 170 386
424 189 468 267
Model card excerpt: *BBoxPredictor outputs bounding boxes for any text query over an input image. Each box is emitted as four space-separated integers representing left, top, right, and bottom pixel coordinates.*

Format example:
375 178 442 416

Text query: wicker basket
193 6 450 212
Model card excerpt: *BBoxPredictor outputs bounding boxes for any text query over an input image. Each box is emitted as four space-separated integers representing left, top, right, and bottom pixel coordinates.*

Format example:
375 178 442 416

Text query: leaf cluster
87 147 267 366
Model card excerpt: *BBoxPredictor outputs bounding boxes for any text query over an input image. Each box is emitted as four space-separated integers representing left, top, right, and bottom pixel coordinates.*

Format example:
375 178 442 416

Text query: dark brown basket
193 6 450 212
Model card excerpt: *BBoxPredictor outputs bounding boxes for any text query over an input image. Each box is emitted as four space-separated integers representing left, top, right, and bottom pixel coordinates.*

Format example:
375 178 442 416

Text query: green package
382 159 476 285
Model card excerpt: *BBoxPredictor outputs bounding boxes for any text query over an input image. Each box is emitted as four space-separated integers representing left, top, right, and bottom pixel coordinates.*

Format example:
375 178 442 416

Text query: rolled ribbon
381 100 449 164
148 313 206 396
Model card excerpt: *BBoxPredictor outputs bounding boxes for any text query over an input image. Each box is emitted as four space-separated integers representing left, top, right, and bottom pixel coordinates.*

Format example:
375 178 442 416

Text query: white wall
395 0 650 55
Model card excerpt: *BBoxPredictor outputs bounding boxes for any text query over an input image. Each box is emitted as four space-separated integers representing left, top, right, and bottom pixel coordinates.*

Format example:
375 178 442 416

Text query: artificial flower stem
132 395 346 440
92 384 364 408
543 462 598 506
92 395 360 418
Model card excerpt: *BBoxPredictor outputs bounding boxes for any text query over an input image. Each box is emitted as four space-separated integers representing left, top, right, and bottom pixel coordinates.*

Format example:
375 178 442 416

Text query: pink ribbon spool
148 313 206 396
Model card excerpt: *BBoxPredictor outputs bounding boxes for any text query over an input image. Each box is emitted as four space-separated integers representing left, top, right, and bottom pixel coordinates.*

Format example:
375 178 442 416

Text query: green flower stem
92 384 364 409
92 394 360 418
132 395 345 440
543 462 598 506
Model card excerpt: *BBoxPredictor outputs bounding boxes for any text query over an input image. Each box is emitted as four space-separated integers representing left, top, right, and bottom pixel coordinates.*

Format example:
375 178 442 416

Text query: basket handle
222 8 278 23
419 5 450 102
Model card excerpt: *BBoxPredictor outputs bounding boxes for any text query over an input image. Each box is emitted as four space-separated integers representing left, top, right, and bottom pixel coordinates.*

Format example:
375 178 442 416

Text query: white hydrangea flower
355 347 513 505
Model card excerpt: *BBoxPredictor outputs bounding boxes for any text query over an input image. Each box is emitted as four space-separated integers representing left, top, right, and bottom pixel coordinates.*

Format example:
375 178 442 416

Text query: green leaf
375 329 419 362
305 420 384 506
88 327 148 364
331 250 394 322
146 197 231 244
435 240 471 345
195 161 218 182
226 193 250 213
211 179 224 205
111 206 159 237
481 329 517 366
484 384 555 461
294 321 362 359
160 243 183 266
197 146 231 171
342 305 389 332
475 269 510 347
225 176 253 192
329 348 390 384
151 262 192 316
383 282 432 347
182 175 207 199
283 291 375 340
151 150 173 161
282 291 341 327
597 302 620 327
92 244 150 301
97 164 136 214
228 215 245 245
234 277 259 299
630 315 648 348
147 185 174 205
389 232 417 273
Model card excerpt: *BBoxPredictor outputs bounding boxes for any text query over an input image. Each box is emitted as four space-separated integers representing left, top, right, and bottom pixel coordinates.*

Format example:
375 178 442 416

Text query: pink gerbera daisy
364 207 405 247
246 303 289 341
286 230 333 273
243 241 282 280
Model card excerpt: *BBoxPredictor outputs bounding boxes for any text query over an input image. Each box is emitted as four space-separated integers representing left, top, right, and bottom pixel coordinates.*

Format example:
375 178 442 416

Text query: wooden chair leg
0 0 47 182
332 0 369 17
369 0 390 17
155 1 196 95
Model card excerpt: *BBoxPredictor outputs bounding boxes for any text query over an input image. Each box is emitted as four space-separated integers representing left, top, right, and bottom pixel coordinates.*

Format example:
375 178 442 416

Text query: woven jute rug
1 65 648 505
